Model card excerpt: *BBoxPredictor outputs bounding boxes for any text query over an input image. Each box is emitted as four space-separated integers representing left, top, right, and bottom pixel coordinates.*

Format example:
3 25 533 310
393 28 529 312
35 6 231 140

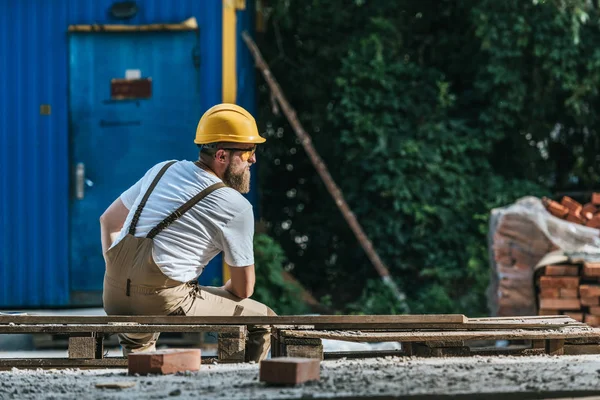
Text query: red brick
586 215 600 229
538 298 581 310
589 306 600 316
539 276 580 289
538 309 561 315
563 312 584 322
582 203 598 219
592 193 600 206
539 288 560 298
542 197 569 219
260 357 320 385
545 265 579 276
583 263 600 277
566 212 586 225
581 297 600 307
561 196 583 214
585 314 600 327
579 285 600 298
128 349 201 376
559 288 579 298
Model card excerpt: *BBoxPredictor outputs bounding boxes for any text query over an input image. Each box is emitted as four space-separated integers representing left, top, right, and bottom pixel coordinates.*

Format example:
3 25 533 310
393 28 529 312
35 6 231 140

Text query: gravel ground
2 354 600 399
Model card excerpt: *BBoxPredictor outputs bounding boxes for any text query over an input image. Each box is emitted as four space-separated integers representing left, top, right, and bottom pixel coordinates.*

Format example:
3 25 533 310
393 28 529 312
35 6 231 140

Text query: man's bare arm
223 265 256 299
100 198 130 257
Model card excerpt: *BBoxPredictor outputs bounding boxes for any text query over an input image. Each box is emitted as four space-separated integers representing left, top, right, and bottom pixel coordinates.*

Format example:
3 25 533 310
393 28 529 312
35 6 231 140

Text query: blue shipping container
0 0 257 308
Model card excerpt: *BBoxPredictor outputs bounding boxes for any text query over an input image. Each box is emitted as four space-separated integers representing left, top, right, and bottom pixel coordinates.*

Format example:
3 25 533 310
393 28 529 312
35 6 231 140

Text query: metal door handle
75 162 85 200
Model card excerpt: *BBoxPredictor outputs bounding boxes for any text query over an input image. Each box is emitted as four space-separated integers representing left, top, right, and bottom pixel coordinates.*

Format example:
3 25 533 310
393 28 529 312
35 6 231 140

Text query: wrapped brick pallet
488 196 600 317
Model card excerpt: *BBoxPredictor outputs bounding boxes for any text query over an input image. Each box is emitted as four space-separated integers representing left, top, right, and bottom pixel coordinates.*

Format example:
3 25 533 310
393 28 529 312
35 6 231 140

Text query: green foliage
347 278 410 315
252 233 310 315
254 0 600 316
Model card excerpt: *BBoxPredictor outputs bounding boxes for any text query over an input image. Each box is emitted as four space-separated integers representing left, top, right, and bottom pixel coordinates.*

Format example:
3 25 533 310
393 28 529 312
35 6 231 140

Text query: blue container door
68 30 222 300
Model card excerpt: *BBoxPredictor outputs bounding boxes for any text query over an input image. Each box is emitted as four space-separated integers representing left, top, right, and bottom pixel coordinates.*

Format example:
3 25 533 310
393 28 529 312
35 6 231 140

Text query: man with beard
100 103 275 362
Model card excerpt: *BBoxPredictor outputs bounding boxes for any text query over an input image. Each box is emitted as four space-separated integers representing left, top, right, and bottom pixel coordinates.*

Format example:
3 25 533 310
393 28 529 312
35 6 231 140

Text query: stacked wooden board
537 261 600 326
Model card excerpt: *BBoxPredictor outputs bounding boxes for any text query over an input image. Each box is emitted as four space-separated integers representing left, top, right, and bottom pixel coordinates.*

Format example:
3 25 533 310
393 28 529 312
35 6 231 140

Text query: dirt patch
2 354 600 399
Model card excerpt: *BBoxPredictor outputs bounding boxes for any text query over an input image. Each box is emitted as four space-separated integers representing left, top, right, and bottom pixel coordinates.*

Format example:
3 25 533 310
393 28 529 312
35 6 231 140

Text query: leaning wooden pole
242 31 406 304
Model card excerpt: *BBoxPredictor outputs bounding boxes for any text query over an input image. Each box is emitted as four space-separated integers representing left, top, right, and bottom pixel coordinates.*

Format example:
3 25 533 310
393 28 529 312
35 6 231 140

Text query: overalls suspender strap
129 161 177 236
128 161 226 238
146 182 225 239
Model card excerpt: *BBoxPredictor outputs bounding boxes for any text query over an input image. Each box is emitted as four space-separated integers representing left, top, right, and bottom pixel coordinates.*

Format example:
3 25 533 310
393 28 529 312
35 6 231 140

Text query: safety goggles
218 146 257 162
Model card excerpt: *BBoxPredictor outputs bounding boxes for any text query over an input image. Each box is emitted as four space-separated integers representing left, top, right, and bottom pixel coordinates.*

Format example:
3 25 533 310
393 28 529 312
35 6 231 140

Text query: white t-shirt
111 160 255 282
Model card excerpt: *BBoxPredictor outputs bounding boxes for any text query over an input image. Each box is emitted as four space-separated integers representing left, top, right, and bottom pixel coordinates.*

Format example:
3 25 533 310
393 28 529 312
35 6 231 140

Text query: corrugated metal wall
0 0 255 308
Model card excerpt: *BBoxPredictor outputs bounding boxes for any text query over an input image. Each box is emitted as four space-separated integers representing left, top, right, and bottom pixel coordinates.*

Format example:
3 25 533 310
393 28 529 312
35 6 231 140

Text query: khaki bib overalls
103 161 274 362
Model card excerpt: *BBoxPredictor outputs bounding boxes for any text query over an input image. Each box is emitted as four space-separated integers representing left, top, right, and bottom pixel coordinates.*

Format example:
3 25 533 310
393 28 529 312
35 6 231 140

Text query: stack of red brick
491 193 600 317
537 262 600 326
542 194 600 229
492 214 556 316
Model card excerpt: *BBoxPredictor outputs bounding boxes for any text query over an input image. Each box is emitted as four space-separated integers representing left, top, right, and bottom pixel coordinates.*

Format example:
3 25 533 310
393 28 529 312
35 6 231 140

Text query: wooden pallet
32 331 205 350
1 314 598 368
0 323 246 367
270 315 600 359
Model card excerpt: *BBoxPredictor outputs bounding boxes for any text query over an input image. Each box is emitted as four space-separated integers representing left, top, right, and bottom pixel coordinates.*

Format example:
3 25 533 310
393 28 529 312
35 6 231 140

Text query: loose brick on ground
592 192 600 206
260 357 320 385
128 349 201 376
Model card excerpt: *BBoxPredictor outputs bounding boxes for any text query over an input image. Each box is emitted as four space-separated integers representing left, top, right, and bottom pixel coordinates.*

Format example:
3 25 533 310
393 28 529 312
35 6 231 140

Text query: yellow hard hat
194 103 266 145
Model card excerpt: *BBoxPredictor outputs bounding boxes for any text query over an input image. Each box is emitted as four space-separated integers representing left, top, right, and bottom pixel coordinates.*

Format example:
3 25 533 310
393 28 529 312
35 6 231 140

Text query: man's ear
215 149 228 163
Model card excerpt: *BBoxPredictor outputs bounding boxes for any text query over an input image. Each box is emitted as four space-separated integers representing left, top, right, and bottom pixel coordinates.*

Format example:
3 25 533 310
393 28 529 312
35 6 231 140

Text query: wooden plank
279 327 600 342
0 356 223 370
468 315 570 321
311 317 585 330
0 324 245 334
0 315 586 333
282 338 323 360
412 343 471 357
471 347 545 356
0 314 468 325
323 350 406 359
564 344 600 355
68 334 103 359
0 320 586 333
546 339 565 355
217 331 245 363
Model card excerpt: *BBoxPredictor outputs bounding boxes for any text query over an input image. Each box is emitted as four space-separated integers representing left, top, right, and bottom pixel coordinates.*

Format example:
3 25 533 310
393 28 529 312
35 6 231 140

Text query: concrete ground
2 354 600 399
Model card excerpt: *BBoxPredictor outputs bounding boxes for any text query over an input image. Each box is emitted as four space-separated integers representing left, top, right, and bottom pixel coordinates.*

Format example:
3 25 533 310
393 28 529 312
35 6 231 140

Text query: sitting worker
99 103 275 362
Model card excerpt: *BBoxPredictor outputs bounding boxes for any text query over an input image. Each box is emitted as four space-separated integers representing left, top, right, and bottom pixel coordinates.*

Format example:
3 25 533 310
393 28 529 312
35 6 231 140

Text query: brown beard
224 164 251 193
